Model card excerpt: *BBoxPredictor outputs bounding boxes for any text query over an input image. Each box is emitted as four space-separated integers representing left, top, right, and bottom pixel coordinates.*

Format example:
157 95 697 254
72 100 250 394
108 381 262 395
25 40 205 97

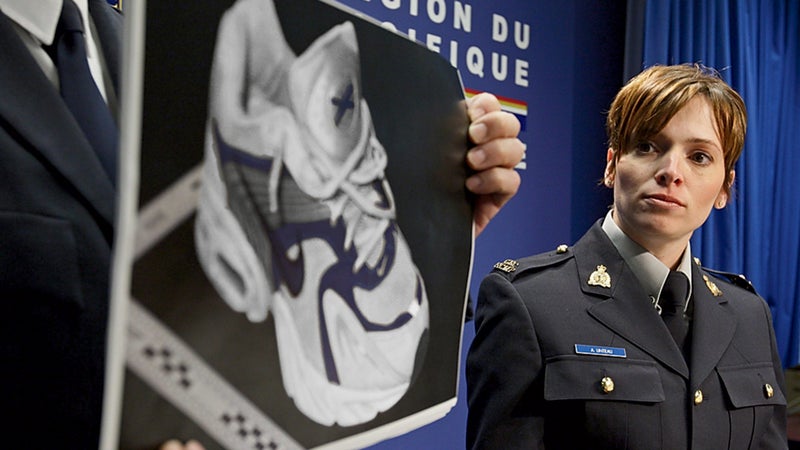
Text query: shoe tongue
289 21 363 164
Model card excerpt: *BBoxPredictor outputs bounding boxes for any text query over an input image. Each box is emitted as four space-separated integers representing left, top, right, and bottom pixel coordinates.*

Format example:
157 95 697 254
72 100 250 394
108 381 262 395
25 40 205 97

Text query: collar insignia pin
703 275 723 297
588 265 611 288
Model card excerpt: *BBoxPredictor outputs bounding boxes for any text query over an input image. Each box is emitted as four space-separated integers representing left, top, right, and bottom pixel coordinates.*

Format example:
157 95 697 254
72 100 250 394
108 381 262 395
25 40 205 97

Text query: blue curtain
641 0 800 368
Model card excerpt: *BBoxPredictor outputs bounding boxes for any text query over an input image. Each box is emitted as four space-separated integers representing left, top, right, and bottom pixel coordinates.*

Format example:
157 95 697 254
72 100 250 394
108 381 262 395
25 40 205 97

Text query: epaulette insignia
702 274 723 297
698 266 757 294
556 244 569 254
494 259 519 273
588 265 611 288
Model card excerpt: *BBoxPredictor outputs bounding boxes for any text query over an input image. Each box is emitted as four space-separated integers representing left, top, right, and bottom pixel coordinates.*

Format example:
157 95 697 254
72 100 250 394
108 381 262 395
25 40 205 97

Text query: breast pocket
544 355 665 402
0 212 84 309
718 363 786 447
544 355 665 449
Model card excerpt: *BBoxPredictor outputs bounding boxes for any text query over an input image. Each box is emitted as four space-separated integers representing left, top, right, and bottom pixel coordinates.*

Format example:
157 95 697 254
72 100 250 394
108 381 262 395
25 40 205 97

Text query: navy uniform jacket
0 2 122 448
467 221 787 449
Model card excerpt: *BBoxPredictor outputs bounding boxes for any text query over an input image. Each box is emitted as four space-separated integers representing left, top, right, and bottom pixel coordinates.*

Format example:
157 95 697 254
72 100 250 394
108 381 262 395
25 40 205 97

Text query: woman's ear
714 193 728 209
715 169 736 209
604 148 616 188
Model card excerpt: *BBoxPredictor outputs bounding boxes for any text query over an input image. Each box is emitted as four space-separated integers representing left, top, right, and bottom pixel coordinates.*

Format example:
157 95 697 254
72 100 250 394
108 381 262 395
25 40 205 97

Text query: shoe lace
331 132 395 272
268 100 395 273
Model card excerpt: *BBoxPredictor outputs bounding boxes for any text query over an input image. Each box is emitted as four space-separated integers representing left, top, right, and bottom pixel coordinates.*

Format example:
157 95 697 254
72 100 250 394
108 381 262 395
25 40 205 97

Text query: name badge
575 344 626 358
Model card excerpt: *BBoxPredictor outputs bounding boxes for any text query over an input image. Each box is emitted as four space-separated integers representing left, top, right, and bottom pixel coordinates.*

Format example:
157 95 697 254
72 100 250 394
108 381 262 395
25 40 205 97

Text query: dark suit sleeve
758 298 788 450
466 272 545 449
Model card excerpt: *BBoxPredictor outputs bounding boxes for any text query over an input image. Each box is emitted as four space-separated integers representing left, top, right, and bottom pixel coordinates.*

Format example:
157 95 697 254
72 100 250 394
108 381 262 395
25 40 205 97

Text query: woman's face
606 96 732 251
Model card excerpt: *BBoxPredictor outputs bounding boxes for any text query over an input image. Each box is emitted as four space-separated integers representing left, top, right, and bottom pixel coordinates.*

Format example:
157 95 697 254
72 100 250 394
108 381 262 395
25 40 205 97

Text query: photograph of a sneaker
194 0 430 427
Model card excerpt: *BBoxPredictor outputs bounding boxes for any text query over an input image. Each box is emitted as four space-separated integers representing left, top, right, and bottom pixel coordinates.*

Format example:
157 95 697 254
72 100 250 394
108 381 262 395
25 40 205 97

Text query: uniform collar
601 209 694 309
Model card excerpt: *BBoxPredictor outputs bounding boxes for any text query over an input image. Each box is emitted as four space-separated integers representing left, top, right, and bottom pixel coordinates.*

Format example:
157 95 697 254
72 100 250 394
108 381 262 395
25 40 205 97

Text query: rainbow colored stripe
464 88 528 131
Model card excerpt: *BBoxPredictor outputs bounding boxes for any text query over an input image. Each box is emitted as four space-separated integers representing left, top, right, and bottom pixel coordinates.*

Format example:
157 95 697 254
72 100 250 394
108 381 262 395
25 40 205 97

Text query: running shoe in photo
195 4 429 427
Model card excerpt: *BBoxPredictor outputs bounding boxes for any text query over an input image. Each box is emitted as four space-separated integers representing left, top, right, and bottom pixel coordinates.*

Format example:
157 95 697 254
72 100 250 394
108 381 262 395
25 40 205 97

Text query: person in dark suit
0 1 121 448
467 64 787 449
0 1 523 448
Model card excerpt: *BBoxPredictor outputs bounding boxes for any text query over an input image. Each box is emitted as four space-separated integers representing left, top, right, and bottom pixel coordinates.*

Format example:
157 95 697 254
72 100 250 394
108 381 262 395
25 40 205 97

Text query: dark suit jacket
0 2 122 448
467 221 787 449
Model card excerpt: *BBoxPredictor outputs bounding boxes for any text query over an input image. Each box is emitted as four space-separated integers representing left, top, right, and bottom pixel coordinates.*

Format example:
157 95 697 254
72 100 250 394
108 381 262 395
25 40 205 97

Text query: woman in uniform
466 64 787 449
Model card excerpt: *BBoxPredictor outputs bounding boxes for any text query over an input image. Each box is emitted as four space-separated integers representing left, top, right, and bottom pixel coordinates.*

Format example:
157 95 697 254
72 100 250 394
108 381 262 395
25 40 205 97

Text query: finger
471 174 521 238
466 137 525 171
473 195 502 238
466 92 502 121
185 440 207 450
469 110 521 145
465 166 521 197
159 440 183 450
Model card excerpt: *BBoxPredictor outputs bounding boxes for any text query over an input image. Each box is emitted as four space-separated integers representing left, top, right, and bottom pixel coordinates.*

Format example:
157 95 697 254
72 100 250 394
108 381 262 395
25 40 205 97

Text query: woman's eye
636 142 656 153
690 152 712 164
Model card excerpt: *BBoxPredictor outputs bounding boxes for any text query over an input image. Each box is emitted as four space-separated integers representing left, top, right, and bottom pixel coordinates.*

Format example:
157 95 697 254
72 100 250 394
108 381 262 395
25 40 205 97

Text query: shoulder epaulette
697 262 758 295
492 244 573 280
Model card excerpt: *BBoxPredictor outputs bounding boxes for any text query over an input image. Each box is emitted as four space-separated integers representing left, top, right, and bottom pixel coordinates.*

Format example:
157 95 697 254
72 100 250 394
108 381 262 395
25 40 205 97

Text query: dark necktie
661 271 690 354
47 0 118 185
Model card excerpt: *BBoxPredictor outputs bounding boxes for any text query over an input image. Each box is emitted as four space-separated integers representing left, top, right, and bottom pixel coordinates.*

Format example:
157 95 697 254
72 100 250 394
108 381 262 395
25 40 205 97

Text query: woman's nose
655 149 683 186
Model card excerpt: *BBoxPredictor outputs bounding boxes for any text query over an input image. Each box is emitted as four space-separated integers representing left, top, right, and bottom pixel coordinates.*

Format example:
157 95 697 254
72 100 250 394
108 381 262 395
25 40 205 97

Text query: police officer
466 64 787 449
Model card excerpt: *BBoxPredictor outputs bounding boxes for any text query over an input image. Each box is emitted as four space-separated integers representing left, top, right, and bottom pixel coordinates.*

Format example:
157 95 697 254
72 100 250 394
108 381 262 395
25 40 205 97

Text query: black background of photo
121 0 472 448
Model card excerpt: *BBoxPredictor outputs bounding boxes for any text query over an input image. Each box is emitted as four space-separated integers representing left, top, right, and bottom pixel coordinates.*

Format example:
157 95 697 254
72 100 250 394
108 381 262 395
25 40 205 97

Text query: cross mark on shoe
331 83 355 126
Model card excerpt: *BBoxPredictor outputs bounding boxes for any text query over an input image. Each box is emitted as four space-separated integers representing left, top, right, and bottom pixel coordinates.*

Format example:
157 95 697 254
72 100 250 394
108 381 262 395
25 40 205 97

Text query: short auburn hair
605 64 746 196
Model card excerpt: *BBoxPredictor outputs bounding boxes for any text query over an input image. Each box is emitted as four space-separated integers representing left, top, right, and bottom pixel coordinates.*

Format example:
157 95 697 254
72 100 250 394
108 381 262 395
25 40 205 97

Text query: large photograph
117 0 473 448
198 0 437 428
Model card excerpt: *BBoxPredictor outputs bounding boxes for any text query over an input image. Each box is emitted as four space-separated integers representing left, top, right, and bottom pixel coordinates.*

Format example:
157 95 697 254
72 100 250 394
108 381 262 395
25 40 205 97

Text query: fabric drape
642 0 800 367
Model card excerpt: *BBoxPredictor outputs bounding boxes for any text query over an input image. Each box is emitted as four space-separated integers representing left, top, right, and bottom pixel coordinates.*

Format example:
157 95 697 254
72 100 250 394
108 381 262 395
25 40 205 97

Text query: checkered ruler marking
127 299 302 450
